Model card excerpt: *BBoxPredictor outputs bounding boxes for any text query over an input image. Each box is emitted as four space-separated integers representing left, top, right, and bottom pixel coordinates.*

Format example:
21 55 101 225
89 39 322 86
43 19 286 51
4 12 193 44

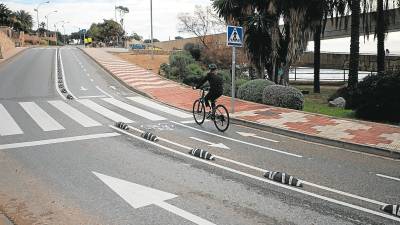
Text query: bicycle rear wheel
214 105 230 132
192 99 205 125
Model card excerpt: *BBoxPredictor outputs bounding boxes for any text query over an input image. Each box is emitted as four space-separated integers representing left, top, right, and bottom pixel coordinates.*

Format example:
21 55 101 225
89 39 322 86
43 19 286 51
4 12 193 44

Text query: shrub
328 86 357 109
237 79 275 103
183 63 204 86
262 85 304 110
184 43 201 61
224 78 249 97
168 51 195 81
159 63 170 76
350 71 400 122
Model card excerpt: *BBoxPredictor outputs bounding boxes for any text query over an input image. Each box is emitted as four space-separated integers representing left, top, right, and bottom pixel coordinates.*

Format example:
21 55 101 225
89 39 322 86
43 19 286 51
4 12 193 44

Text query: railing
289 67 376 82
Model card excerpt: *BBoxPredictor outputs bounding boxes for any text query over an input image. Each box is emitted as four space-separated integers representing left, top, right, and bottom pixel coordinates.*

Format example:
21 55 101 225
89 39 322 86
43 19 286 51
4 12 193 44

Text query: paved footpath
84 48 400 155
0 47 27 64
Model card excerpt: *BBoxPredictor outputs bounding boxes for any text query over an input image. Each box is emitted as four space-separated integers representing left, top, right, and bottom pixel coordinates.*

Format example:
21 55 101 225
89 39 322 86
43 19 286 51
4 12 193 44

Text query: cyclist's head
208 64 217 71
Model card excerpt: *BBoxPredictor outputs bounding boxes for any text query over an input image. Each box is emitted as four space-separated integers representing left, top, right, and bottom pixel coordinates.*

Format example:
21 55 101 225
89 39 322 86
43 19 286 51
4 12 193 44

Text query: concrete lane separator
108 125 400 223
54 48 66 100
0 132 120 150
59 48 78 100
149 128 388 207
170 121 303 158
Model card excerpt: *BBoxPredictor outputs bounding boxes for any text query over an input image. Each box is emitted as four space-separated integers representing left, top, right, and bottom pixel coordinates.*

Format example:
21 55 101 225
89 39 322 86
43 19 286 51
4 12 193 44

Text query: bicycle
192 87 230 132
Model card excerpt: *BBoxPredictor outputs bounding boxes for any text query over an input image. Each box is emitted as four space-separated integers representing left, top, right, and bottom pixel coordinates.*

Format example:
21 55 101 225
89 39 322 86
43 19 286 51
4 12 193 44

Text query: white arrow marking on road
80 86 88 91
190 137 230 150
236 132 279 143
93 172 216 225
110 86 116 90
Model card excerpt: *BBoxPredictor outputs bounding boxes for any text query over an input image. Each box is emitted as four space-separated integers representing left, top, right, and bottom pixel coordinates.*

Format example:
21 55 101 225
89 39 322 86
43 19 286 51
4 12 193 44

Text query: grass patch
295 85 355 119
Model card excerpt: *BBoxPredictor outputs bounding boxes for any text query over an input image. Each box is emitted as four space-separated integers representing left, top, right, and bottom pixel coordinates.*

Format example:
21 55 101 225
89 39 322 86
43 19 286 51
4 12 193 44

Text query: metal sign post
227 25 243 114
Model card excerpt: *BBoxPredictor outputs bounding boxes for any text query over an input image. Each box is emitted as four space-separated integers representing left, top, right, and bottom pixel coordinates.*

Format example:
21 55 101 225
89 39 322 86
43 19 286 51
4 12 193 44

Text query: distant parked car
130 44 146 50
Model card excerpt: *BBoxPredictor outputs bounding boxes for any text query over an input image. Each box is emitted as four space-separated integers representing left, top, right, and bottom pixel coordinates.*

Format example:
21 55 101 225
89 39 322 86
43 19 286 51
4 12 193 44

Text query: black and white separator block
61 88 67 93
142 132 159 142
188 148 215 160
66 94 74 100
115 122 129 130
264 171 303 187
381 204 400 217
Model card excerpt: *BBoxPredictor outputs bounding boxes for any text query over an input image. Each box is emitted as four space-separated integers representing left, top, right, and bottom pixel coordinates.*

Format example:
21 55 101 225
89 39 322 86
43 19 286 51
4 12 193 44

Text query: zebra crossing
0 96 191 137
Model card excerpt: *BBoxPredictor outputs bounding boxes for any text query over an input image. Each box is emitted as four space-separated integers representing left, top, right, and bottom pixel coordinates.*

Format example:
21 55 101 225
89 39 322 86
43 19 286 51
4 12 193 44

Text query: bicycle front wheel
214 105 230 132
192 99 205 125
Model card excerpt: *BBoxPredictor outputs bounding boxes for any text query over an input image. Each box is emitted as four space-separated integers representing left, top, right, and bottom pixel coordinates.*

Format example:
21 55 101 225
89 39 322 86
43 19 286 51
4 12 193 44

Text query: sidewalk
0 47 27 64
83 48 400 157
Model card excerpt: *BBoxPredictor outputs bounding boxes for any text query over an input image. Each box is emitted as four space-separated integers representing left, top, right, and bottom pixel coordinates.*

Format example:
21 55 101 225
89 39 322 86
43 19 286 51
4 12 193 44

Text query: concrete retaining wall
0 29 15 59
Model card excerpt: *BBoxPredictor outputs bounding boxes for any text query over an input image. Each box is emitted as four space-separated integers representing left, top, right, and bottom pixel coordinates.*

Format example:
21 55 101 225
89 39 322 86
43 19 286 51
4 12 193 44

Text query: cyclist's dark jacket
196 72 223 96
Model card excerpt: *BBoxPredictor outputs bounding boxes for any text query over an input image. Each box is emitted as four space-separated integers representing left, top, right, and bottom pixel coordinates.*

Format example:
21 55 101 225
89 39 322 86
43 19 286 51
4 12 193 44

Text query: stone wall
0 27 15 59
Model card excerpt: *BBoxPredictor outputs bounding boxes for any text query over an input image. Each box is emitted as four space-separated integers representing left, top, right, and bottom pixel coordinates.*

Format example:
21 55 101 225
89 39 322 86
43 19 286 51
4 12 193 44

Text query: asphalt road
0 47 399 225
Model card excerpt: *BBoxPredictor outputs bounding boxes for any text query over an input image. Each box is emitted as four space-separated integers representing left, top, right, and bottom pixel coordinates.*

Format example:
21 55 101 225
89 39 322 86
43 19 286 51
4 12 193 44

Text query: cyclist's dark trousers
204 91 222 109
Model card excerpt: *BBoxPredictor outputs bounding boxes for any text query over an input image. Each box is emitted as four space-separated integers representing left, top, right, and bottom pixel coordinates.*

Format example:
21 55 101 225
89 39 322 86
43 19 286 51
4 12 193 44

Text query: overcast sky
4 0 400 54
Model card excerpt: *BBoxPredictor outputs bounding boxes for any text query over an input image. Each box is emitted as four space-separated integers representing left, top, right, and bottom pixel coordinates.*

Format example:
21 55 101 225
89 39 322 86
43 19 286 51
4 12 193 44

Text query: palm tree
0 3 12 26
14 10 33 32
348 0 361 89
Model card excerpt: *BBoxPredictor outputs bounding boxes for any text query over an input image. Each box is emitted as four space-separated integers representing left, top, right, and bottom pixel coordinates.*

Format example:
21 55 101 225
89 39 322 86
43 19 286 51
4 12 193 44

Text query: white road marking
95 86 113 98
110 86 116 90
171 121 302 158
80 86 88 91
180 120 196 124
59 49 78 100
87 73 90 77
19 102 64 131
93 172 215 225
48 100 101 127
189 137 230 150
0 104 23 136
155 131 387 206
90 79 94 82
77 99 133 123
79 95 107 99
102 98 166 121
0 133 120 150
236 131 279 143
110 125 399 223
376 174 400 182
54 49 66 100
127 97 192 119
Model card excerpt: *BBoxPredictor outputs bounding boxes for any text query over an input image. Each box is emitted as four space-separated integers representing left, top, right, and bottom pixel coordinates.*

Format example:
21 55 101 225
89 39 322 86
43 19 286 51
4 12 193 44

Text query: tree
131 32 143 41
348 0 362 89
14 10 33 32
88 20 124 45
0 3 12 27
178 5 225 48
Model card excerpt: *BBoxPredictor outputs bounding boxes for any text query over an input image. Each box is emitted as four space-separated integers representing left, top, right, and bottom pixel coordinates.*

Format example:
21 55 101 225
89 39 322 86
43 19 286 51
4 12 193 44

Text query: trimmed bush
159 63 170 76
224 78 249 97
328 86 357 109
350 71 400 122
237 79 275 103
262 85 304 110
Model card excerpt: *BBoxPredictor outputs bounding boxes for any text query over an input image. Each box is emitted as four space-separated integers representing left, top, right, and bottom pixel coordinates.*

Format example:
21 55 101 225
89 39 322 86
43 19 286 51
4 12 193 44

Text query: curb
231 117 400 159
82 48 400 159
78 47 154 99
0 47 29 66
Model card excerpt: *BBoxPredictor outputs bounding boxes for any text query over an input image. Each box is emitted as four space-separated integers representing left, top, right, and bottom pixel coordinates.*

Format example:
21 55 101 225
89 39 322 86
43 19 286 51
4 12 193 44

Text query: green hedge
262 85 304 110
350 71 400 122
237 79 275 103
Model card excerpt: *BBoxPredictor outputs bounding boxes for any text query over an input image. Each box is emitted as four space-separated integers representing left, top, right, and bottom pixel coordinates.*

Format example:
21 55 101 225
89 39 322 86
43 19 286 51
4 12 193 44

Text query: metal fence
289 67 376 82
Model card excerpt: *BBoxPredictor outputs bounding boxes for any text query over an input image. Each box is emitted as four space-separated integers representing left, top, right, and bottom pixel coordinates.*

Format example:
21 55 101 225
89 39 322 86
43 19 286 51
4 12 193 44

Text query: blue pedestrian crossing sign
227 26 243 47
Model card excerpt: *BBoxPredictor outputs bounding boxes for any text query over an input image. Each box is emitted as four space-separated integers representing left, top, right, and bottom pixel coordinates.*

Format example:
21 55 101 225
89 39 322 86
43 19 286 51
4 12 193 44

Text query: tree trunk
313 24 321 93
377 0 385 74
348 0 361 89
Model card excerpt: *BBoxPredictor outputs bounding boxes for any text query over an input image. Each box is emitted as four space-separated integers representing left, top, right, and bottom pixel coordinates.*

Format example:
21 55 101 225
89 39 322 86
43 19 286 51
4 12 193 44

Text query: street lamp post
61 21 69 45
45 10 57 31
34 1 50 31
150 0 154 59
54 20 64 46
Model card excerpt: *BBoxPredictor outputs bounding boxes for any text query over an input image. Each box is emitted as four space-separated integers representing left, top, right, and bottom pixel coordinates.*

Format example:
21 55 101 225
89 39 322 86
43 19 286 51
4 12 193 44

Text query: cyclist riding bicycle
195 64 223 117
